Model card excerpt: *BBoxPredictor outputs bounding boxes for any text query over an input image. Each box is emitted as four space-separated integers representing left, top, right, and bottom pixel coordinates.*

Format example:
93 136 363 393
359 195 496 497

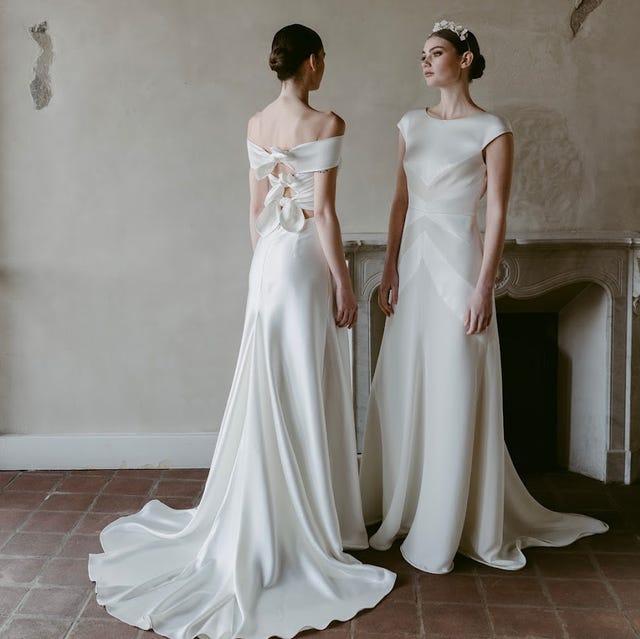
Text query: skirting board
0 433 218 470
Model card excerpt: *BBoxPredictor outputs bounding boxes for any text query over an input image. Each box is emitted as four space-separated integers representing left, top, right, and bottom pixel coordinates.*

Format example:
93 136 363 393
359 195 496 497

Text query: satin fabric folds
359 110 608 575
89 135 395 639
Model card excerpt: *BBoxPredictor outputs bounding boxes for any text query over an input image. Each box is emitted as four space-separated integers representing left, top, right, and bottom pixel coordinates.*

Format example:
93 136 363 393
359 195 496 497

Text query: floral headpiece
432 19 469 41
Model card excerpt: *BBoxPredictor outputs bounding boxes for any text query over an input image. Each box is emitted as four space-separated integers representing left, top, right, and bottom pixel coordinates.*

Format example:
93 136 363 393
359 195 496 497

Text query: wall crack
570 0 605 37
30 21 53 109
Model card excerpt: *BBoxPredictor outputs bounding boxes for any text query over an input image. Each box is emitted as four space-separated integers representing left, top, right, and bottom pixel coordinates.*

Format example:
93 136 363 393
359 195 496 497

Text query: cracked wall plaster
29 21 53 109
571 0 605 37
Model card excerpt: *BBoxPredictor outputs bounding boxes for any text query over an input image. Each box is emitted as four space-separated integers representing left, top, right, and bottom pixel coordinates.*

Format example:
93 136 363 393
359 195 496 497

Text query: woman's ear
308 53 318 72
460 51 474 69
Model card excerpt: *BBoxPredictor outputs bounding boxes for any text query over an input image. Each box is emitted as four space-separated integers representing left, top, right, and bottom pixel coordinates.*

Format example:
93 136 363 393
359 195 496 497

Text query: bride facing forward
89 23 395 639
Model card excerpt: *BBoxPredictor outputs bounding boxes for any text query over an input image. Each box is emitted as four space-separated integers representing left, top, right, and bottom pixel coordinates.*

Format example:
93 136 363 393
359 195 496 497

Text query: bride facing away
359 19 608 575
89 23 395 639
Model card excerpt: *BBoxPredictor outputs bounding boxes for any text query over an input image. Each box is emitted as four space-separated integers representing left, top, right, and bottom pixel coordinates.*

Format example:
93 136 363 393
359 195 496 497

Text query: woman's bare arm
465 132 514 335
378 135 409 317
312 114 357 328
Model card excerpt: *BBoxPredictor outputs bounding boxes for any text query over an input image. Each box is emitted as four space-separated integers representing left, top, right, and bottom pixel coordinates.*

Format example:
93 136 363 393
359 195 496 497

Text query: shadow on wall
501 106 585 230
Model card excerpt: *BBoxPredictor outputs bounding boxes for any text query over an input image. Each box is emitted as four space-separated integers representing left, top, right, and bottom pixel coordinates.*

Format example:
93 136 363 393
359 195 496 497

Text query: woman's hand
465 286 494 335
378 266 399 317
335 282 358 328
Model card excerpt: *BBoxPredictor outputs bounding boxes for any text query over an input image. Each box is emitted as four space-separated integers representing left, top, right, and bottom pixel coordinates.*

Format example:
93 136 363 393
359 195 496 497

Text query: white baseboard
0 433 218 470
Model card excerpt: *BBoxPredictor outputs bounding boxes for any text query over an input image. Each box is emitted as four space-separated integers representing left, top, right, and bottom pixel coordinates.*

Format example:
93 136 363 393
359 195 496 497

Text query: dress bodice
247 136 343 236
398 110 512 217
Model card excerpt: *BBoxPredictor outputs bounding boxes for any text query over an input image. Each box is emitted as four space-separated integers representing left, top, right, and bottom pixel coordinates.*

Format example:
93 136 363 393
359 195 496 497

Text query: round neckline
424 107 488 121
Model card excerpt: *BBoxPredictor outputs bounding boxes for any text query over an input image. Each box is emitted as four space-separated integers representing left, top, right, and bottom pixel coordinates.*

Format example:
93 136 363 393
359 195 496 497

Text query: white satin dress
359 110 608 574
89 135 395 639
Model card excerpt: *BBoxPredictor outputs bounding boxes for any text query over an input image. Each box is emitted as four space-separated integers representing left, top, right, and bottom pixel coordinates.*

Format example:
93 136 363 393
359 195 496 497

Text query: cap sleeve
397 112 410 141
482 114 513 150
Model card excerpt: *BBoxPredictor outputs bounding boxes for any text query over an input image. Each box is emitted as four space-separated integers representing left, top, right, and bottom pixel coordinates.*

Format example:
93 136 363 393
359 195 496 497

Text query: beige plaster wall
0 1 637 438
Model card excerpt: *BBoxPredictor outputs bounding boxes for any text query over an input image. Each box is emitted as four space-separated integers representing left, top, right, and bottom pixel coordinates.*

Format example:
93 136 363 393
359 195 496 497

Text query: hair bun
470 52 485 80
269 24 323 82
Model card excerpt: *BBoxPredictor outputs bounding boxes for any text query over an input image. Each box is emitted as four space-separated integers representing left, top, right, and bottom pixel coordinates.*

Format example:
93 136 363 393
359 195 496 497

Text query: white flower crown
432 19 469 41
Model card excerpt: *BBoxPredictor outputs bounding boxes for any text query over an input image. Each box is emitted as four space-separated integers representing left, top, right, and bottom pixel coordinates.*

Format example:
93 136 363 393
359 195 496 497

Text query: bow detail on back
255 173 306 236
246 136 343 237
253 147 292 181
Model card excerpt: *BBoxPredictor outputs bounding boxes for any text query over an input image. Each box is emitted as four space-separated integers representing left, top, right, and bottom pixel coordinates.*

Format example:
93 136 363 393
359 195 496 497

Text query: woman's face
420 35 466 87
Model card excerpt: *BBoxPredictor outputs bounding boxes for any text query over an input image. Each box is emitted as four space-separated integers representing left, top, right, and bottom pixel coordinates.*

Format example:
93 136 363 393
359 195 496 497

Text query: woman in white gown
89 24 395 639
359 20 608 575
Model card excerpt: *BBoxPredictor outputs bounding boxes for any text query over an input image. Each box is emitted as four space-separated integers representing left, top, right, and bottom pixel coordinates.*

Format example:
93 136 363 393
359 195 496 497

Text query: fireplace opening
497 311 558 473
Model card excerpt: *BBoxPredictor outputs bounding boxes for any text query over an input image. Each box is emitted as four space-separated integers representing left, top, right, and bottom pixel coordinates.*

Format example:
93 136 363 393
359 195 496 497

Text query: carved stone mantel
344 232 640 484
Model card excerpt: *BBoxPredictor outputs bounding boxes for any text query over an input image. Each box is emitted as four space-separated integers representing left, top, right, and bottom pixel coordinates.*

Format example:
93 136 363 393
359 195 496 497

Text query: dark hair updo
269 24 323 81
429 27 486 82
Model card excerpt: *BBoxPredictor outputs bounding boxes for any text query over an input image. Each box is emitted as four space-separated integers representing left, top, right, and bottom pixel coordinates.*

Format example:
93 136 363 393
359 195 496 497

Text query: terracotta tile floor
0 468 639 639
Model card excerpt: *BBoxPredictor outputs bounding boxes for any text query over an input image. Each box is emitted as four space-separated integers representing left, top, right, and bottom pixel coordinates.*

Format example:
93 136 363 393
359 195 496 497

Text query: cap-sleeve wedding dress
359 109 608 574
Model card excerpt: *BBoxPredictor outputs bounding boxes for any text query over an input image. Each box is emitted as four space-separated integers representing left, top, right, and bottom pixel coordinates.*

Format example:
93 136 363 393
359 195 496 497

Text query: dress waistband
407 205 475 217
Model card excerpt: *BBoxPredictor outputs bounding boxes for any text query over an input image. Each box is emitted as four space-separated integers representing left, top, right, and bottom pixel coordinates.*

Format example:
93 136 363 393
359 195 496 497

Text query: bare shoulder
247 111 263 140
318 110 346 139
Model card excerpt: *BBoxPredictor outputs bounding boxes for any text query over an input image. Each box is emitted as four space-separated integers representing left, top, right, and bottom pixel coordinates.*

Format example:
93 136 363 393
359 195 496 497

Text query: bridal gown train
359 109 608 574
89 134 395 639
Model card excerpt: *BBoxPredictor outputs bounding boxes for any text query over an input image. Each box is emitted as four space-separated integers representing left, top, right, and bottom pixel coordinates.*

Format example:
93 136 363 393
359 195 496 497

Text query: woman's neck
279 80 310 106
430 83 478 119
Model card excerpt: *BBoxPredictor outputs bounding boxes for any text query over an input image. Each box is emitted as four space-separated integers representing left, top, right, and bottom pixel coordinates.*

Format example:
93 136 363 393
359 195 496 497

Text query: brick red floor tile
419 573 481 604
587 530 640 553
481 576 549 606
0 510 30 531
158 496 198 509
59 534 102 558
6 473 63 492
2 532 66 556
352 632 418 639
384 571 415 602
113 469 164 478
163 468 209 480
354 600 420 635
0 586 29 615
530 551 599 578
40 493 95 512
544 578 617 609
450 553 479 574
489 606 564 638
39 558 92 587
21 510 82 533
0 530 12 548
300 623 350 638
0 472 19 489
422 603 491 637
91 494 146 513
153 479 204 498
18 586 88 617
608 579 640 608
67 618 142 638
559 609 637 639
80 595 113 620
628 610 640 634
595 553 640 579
57 476 109 493
103 477 154 495
1 617 72 639
75 512 118 534
0 492 45 510
0 557 48 585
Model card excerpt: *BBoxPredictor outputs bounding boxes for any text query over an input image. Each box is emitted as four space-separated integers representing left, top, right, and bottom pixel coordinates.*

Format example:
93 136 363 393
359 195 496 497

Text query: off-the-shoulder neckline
247 135 344 154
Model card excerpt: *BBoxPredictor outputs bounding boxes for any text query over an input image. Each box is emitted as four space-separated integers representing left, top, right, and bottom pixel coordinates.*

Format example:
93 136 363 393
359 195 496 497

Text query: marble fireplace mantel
344 231 640 484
